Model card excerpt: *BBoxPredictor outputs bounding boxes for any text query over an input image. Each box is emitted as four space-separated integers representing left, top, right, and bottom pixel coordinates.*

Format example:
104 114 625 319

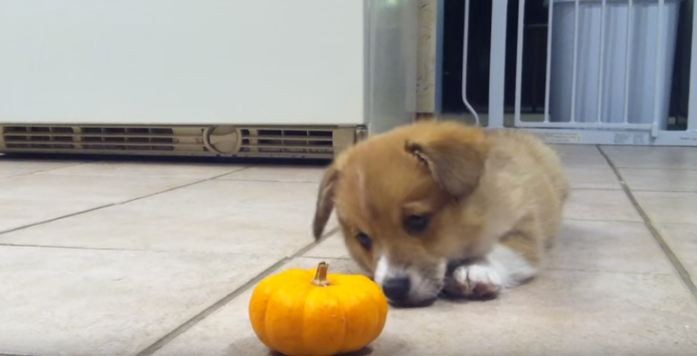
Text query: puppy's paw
443 263 503 299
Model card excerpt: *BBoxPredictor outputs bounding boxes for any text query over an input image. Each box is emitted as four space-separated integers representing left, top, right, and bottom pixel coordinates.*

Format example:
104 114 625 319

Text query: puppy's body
313 121 568 306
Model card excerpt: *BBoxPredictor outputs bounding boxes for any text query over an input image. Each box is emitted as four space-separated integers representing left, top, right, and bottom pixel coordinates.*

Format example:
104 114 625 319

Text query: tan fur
313 121 569 303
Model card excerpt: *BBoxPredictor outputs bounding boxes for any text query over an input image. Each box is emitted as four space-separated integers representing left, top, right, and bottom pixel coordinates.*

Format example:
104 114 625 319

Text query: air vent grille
0 124 357 158
1 125 205 154
77 127 177 151
3 126 76 149
238 128 334 158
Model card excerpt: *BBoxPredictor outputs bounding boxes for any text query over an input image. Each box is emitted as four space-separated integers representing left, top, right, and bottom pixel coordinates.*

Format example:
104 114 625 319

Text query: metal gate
447 0 697 145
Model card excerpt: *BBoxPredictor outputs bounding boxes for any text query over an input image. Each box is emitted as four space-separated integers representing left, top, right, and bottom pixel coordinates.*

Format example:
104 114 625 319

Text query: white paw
443 263 503 299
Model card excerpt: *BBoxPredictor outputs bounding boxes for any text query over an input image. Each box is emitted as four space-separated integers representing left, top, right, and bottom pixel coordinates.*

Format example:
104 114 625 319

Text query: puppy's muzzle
381 276 438 308
382 277 410 302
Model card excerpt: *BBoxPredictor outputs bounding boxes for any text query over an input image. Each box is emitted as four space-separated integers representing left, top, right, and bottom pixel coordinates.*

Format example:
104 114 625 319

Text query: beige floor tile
657 224 697 285
367 270 697 356
43 161 243 179
1 180 319 256
552 220 673 273
154 257 697 356
305 233 351 259
551 144 609 167
0 157 81 178
564 189 641 222
620 168 697 192
601 146 697 169
564 164 620 189
634 191 697 224
220 165 326 183
0 246 280 356
0 174 197 232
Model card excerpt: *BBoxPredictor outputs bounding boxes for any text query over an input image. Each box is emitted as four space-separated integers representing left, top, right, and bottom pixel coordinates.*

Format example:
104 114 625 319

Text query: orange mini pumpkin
249 262 388 355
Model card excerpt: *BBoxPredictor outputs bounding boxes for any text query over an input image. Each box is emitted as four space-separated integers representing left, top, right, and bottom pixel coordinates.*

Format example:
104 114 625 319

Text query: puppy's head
312 122 489 307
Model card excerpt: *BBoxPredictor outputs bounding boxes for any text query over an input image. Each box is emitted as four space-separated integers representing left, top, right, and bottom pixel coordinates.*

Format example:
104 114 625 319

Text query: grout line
0 242 144 252
110 167 250 208
547 266 674 276
597 145 697 299
568 187 623 191
213 167 262 180
0 222 337 256
217 178 320 184
563 217 643 224
644 221 697 226
303 255 353 261
0 167 249 237
627 189 697 194
287 226 339 258
24 162 87 175
613 166 697 171
0 227 339 254
135 259 288 356
0 227 337 255
0 162 86 179
0 204 114 236
135 226 339 356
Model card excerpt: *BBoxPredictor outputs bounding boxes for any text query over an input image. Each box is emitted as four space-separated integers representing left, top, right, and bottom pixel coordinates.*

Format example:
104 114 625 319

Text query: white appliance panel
0 0 365 125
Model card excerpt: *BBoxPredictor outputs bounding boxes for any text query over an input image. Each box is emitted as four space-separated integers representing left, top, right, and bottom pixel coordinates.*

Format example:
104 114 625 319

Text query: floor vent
3 126 77 150
1 125 205 155
238 128 334 158
0 125 359 158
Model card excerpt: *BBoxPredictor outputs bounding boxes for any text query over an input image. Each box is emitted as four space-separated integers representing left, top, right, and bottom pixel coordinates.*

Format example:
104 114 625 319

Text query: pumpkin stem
312 262 330 287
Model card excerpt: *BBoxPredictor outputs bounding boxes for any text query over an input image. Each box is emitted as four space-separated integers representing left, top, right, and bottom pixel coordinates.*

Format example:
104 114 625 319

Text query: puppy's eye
355 232 372 250
404 215 430 234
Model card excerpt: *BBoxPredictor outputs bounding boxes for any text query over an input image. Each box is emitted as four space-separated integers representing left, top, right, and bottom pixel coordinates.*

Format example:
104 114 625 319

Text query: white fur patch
487 243 537 287
373 254 446 303
451 262 503 295
453 263 502 285
447 243 537 297
409 259 447 301
374 254 389 285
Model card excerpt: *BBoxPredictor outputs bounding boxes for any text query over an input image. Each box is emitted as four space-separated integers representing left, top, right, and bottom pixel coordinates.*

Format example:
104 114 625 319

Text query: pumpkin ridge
370 281 388 336
264 276 313 355
327 284 349 354
302 283 347 355
336 282 362 353
249 272 286 347
262 278 285 349
341 279 381 353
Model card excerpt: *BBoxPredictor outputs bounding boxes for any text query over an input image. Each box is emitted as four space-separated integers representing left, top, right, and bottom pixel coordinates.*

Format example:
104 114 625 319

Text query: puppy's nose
382 277 411 301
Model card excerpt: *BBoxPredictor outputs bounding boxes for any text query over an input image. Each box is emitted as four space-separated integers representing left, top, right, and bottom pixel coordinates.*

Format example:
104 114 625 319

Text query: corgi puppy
312 121 569 307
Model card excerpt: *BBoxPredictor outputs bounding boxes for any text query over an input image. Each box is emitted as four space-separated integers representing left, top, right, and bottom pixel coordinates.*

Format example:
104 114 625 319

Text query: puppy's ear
312 164 339 240
405 127 488 197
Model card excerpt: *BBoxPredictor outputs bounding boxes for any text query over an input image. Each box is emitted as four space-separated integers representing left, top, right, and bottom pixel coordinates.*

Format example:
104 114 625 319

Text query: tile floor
1 145 697 356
